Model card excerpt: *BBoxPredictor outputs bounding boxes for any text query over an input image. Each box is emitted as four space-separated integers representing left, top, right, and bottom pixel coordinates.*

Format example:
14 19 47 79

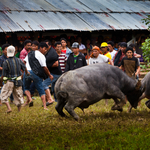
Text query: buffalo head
126 80 145 108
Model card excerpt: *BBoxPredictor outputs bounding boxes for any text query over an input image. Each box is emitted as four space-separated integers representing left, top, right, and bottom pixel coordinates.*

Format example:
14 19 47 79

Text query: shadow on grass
0 98 150 150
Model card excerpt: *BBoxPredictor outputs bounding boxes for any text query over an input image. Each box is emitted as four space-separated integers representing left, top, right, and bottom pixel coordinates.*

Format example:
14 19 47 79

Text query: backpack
28 51 48 79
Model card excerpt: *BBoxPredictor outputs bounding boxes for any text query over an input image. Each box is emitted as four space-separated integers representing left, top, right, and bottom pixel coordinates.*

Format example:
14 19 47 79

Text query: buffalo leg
112 98 123 112
55 99 66 117
107 87 126 110
65 102 79 121
127 105 132 113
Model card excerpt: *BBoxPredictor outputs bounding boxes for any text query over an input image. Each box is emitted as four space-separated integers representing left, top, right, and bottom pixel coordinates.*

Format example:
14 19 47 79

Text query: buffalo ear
135 80 141 91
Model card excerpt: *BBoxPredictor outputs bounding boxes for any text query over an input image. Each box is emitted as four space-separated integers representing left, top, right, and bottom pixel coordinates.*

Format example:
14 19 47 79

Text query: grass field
0 97 150 150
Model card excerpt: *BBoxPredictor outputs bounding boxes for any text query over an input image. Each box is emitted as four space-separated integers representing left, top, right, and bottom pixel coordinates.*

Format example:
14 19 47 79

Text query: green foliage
141 38 150 64
0 97 150 150
142 14 150 29
140 64 147 69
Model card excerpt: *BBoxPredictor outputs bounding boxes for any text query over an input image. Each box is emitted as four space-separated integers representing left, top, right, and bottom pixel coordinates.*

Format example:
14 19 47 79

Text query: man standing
119 47 140 78
107 41 117 60
89 46 113 65
60 38 72 58
77 36 87 55
113 42 127 67
65 42 87 72
100 42 112 61
24 42 53 110
0 44 9 105
0 44 9 75
43 40 62 104
89 46 113 105
55 42 67 73
0 46 28 113
20 39 32 61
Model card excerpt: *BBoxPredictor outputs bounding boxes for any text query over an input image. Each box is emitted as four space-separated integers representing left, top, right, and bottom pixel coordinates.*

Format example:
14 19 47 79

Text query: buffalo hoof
117 108 123 112
111 104 123 111
145 99 150 109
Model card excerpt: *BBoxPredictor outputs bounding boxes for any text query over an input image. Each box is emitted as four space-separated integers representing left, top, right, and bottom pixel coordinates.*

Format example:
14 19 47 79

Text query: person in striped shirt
55 42 67 73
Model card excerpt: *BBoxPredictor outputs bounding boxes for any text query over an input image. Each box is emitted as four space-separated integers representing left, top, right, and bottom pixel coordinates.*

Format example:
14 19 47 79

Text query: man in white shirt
24 42 53 110
77 36 87 54
107 41 117 60
89 46 114 106
89 46 114 65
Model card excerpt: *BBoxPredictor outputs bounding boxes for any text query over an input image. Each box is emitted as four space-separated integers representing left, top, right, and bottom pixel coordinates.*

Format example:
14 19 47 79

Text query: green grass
0 97 150 150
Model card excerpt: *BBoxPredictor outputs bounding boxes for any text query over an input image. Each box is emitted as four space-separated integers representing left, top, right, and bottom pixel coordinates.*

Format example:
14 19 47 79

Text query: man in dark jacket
65 42 87 72
42 40 62 104
0 46 28 113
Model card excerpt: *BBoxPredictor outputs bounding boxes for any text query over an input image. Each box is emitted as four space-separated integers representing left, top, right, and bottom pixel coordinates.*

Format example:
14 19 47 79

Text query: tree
142 15 150 30
141 15 150 67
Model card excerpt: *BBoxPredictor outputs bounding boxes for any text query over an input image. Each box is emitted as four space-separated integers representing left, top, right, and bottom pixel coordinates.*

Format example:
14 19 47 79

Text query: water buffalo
55 63 144 120
128 72 150 112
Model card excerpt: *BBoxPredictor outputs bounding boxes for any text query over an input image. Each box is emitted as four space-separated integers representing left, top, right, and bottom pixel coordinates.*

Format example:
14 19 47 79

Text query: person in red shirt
20 39 32 106
19 39 32 61
60 38 72 58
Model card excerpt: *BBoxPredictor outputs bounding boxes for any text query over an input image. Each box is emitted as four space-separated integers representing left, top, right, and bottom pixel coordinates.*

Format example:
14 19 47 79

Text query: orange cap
92 46 100 51
91 46 102 58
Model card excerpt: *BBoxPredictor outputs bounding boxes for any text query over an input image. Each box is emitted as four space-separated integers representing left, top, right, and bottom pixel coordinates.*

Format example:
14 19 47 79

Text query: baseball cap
72 42 79 48
101 42 108 47
7 45 15 57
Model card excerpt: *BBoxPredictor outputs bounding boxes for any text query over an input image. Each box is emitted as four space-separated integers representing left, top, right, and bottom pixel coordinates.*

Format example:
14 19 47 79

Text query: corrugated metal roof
0 12 22 32
76 13 112 30
25 12 60 30
120 13 147 29
96 0 123 12
62 13 94 31
113 0 134 12
95 13 127 30
131 1 150 13
13 0 42 11
5 11 60 31
0 0 57 11
45 0 75 12
130 13 148 29
0 0 22 11
78 0 109 12
0 0 149 32
63 0 92 12
109 13 139 29
43 12 76 30
0 0 150 13
0 1 6 11
32 0 58 11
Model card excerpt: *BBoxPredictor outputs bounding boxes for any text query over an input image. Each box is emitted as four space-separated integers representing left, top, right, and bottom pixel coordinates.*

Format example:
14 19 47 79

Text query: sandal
29 101 33 107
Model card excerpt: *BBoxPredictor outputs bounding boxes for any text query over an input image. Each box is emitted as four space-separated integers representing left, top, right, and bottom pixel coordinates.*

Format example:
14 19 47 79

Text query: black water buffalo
55 63 144 120
140 72 150 100
128 72 150 112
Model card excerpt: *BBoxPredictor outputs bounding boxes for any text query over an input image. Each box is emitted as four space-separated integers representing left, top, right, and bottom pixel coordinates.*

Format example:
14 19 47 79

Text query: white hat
7 45 15 57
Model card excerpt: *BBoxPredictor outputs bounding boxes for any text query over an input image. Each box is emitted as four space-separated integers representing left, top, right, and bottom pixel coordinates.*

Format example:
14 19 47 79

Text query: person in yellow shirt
100 42 112 105
100 42 112 64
